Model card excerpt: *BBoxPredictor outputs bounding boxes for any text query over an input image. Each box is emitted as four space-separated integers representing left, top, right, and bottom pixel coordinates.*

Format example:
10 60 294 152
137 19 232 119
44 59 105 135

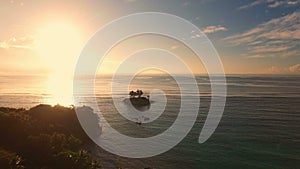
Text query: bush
0 104 101 169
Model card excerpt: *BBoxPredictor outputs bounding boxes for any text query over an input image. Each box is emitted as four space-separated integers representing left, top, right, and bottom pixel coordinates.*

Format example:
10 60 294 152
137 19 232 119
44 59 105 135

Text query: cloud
238 0 299 10
223 11 300 59
170 45 180 50
266 66 288 74
281 50 299 58
124 0 136 2
244 49 299 59
238 0 266 10
266 64 300 74
244 53 276 59
287 0 299 5
289 64 300 73
250 45 291 53
268 0 299 8
182 1 191 7
203 25 227 34
0 36 34 50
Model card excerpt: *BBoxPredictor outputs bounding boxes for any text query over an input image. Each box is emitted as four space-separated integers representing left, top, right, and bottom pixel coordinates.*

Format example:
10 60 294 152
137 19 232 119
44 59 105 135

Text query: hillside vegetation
0 104 101 169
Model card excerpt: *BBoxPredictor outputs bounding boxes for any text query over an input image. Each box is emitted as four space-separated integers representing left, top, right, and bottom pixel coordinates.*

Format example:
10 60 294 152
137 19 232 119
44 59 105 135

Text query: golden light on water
45 73 74 106
35 21 84 106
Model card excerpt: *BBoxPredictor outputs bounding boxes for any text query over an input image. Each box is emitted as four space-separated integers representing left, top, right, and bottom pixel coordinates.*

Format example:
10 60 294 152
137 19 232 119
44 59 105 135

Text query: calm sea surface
0 75 299 168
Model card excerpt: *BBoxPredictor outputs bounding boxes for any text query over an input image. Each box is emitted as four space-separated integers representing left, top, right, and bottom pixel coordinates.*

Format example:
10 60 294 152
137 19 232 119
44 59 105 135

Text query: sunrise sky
0 0 299 75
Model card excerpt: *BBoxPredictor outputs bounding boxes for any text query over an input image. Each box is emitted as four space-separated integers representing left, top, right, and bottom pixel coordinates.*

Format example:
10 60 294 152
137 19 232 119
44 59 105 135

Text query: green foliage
0 149 25 169
0 104 101 169
9 155 25 169
0 149 15 168
54 150 100 169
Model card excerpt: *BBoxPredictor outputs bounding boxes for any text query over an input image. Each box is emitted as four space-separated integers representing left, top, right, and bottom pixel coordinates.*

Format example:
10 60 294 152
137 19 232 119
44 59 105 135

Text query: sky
0 0 299 75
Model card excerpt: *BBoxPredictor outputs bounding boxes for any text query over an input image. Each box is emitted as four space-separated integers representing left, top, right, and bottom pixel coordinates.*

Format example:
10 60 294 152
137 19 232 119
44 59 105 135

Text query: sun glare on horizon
35 21 84 106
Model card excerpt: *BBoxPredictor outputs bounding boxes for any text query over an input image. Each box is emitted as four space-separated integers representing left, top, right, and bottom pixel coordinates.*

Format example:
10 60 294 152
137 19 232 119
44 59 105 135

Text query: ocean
0 75 299 168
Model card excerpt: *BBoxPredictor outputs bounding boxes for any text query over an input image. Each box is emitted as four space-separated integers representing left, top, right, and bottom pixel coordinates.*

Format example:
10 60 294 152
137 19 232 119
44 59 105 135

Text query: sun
35 21 84 106
35 21 83 67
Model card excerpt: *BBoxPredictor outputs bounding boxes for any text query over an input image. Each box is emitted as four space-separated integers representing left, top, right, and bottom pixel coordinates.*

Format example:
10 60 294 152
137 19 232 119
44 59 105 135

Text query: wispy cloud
266 63 300 74
289 64 300 73
0 36 34 50
266 65 288 74
170 45 180 50
182 1 191 7
250 45 291 53
238 0 266 10
203 25 227 34
238 0 299 10
268 0 299 8
245 54 276 59
124 0 137 2
224 11 300 59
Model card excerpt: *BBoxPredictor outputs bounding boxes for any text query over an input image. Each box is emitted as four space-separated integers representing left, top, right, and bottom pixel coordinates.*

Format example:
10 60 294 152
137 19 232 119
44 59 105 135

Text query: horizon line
1 73 300 76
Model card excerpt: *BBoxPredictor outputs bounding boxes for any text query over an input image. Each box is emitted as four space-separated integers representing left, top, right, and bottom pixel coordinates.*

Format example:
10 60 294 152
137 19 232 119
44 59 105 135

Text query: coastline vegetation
0 104 101 169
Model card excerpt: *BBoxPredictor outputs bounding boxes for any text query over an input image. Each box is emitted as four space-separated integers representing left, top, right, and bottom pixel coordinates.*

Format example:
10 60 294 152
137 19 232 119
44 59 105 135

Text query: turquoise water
0 75 300 168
